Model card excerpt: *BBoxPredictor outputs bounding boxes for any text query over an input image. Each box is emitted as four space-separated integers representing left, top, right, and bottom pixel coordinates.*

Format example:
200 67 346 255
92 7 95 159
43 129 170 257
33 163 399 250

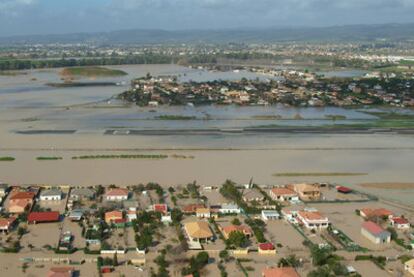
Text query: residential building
40 189 62 201
8 191 35 214
70 188 95 201
0 217 16 233
361 221 391 245
261 210 281 221
336 186 352 194
221 225 252 239
219 203 241 214
183 204 205 214
28 211 60 224
127 209 137 222
104 188 129 201
258 243 277 255
184 221 214 243
360 208 394 220
405 259 414 276
68 210 83 221
297 210 329 229
269 187 299 202
196 208 211 218
390 217 410 229
47 267 74 277
242 189 265 202
262 267 300 277
105 211 123 224
153 203 168 214
0 183 8 197
288 183 321 201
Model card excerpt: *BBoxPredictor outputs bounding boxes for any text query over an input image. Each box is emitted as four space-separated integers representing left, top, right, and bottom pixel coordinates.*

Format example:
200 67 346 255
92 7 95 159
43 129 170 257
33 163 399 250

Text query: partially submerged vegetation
0 156 15 161
155 115 197 120
60 66 127 77
36 156 63 161
72 154 168 160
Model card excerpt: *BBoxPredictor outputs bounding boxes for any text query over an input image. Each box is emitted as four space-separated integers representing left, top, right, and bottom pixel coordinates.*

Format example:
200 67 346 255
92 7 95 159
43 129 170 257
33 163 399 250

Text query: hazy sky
1 0 414 36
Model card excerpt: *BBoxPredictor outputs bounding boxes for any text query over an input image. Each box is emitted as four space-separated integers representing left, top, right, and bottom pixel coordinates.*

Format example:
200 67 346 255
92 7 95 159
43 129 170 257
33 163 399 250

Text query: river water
0 64 414 206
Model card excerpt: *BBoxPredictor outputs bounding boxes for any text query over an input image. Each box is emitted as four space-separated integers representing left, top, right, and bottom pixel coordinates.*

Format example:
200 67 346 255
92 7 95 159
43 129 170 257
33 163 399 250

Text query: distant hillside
1 23 414 45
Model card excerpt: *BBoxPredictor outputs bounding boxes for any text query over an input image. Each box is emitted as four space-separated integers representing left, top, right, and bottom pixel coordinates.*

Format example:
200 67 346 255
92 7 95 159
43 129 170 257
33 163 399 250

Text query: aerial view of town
1 1 414 277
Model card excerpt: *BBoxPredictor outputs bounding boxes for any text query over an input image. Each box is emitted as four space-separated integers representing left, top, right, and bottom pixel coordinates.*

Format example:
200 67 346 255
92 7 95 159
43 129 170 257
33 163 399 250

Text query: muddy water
1 65 414 206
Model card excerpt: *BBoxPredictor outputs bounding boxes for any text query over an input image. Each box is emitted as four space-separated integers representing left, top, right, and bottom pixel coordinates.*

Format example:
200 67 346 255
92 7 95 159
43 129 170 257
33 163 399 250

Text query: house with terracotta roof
390 217 410 229
262 267 300 277
183 204 205 214
297 210 329 230
105 211 124 224
258 242 277 255
8 191 35 214
405 259 414 276
152 203 168 214
28 211 60 224
220 224 253 239
47 266 75 277
0 217 16 233
184 221 214 243
269 187 299 202
104 188 129 201
287 183 321 201
196 208 211 218
361 221 391 245
359 208 394 220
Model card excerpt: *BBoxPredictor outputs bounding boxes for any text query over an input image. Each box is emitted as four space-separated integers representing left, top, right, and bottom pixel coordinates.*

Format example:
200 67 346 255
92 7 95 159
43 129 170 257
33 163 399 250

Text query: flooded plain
1 64 414 206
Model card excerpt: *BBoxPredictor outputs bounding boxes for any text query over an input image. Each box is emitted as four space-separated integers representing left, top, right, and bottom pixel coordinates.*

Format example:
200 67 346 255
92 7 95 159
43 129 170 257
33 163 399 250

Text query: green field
72 154 168 160
36 156 63 160
0 157 15 161
60 66 128 77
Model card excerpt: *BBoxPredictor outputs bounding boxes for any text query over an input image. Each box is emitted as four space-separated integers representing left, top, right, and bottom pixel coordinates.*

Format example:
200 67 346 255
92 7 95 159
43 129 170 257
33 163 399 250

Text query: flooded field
1 65 414 206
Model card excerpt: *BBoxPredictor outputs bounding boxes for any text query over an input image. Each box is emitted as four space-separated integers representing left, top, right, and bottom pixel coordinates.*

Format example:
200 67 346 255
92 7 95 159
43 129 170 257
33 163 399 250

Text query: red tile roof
222 225 252 236
154 204 168 213
271 187 297 196
262 267 300 277
183 204 204 213
0 217 16 228
392 217 409 225
105 188 129 196
10 191 35 200
336 186 352 193
362 221 386 236
28 211 60 223
360 208 393 218
259 243 275 251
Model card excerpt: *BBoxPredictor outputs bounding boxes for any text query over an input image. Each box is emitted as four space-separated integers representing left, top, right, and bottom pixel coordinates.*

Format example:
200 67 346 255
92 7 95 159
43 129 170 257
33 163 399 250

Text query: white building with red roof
104 188 129 201
269 187 299 202
297 210 329 230
390 217 410 229
361 221 391 244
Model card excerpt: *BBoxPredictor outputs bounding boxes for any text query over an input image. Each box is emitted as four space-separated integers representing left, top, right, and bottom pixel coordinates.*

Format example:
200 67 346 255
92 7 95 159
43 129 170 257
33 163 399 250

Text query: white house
196 208 211 218
297 210 330 230
390 217 410 229
105 188 129 201
39 189 62 201
261 210 281 221
219 204 241 214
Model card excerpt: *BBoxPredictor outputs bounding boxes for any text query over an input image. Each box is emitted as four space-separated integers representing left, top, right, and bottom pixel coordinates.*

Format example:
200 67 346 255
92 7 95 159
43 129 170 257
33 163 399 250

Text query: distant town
118 69 414 108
